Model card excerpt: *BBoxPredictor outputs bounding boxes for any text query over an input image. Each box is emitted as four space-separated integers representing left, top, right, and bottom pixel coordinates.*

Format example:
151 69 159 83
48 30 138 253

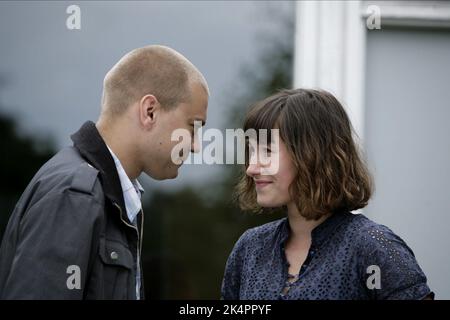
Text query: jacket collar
70 121 126 214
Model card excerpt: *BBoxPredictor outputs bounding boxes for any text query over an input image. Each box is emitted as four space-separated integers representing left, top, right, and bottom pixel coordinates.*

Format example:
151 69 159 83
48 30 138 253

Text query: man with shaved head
0 45 209 299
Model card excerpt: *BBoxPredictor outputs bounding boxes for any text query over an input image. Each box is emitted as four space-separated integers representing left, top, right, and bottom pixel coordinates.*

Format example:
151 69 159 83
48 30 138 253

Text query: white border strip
294 1 366 141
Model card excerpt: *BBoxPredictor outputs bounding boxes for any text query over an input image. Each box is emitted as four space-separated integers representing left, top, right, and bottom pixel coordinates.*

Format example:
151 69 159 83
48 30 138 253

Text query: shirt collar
280 210 353 249
107 146 145 224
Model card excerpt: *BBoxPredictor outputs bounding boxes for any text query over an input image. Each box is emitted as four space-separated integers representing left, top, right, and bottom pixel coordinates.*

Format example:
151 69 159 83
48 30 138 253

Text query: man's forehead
183 83 208 125
177 99 206 125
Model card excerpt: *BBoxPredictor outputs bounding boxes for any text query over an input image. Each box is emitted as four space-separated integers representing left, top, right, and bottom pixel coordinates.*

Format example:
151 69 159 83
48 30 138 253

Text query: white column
294 0 367 141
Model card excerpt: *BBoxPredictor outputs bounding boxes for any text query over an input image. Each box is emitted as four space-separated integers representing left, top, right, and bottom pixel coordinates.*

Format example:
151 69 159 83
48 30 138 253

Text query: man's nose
191 134 200 154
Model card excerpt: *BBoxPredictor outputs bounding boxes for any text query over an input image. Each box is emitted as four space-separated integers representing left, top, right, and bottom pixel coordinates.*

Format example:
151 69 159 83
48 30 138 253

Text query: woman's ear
139 94 160 129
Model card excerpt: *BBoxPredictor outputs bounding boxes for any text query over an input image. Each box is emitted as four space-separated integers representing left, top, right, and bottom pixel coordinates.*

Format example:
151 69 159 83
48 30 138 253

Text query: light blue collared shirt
107 146 144 300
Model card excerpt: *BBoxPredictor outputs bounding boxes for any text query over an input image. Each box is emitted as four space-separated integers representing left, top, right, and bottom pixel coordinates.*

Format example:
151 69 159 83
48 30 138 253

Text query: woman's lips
255 180 273 189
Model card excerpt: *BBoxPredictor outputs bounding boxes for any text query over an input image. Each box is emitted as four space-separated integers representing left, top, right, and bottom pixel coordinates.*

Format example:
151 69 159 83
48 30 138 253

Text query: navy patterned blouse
221 211 433 300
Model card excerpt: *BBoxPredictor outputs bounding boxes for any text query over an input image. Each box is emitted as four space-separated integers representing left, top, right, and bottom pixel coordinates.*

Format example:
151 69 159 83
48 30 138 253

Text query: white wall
294 0 450 299
364 27 450 299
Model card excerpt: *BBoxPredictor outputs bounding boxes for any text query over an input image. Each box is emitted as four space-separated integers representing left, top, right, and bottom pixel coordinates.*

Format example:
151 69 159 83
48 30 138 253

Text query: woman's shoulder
231 217 288 252
346 213 414 256
346 213 432 299
241 217 287 242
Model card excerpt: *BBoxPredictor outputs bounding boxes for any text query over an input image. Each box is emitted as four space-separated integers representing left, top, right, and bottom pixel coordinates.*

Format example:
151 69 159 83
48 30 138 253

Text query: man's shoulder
9 147 106 232
28 146 103 202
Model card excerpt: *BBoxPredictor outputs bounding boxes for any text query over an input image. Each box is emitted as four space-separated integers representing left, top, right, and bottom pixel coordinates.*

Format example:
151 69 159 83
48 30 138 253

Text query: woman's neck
286 202 331 241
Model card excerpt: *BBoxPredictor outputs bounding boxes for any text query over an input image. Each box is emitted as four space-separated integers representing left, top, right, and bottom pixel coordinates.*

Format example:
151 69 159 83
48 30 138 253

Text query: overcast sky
0 1 293 191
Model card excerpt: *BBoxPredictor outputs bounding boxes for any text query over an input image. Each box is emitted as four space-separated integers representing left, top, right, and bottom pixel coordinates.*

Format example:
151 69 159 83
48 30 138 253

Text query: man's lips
254 180 273 188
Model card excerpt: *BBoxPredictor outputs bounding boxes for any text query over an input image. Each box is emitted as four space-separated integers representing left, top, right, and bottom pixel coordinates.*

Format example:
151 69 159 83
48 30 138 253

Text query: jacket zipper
139 208 144 298
113 202 143 299
139 208 144 258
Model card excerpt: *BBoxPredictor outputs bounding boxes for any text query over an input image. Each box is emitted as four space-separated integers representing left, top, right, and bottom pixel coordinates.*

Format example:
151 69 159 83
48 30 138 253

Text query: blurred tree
142 2 295 299
0 2 295 299
0 78 56 239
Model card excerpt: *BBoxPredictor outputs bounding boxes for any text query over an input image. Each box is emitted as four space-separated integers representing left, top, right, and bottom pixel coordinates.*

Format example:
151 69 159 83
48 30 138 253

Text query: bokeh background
0 1 449 299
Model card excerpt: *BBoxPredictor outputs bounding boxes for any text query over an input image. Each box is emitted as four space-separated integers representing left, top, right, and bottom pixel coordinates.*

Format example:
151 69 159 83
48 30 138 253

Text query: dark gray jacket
0 121 144 299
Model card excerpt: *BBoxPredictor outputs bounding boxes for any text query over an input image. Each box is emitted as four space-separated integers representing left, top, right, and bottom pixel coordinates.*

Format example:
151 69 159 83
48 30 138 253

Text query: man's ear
139 94 160 130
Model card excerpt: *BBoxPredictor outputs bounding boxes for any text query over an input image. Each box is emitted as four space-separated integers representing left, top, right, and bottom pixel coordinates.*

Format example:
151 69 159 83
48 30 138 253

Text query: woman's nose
246 162 261 177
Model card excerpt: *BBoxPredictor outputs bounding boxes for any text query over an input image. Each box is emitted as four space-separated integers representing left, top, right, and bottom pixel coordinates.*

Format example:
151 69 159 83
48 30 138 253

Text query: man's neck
96 119 141 180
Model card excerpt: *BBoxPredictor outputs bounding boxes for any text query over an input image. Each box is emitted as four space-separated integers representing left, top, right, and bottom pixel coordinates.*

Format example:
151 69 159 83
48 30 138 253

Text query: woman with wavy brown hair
221 88 433 300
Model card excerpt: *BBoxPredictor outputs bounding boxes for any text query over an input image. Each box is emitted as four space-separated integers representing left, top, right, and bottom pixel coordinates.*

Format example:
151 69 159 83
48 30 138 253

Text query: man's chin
167 171 179 179
143 167 179 180
165 165 180 179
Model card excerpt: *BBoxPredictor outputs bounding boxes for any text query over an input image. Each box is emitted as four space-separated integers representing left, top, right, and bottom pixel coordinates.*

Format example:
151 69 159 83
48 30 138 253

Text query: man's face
143 82 208 180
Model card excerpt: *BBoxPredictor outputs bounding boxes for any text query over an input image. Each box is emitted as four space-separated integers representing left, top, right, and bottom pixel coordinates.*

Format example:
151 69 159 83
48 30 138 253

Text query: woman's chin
256 195 288 208
256 198 277 208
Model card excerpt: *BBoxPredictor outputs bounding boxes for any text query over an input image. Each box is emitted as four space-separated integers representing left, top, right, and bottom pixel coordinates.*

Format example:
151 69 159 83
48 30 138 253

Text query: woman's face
246 137 297 208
